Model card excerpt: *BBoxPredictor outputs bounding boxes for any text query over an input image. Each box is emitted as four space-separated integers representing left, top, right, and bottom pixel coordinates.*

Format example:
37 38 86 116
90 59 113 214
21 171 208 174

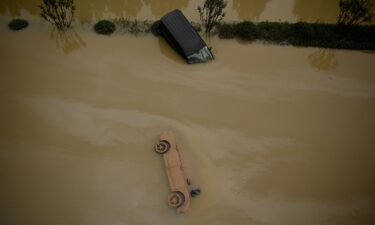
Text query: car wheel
167 191 185 208
154 140 170 154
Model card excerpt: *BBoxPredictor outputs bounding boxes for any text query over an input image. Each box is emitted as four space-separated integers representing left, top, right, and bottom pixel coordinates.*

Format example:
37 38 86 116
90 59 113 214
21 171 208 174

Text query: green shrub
290 22 314 44
311 24 338 47
217 23 236 39
235 21 257 40
94 20 116 35
335 24 375 42
256 22 291 42
8 19 29 31
216 21 375 50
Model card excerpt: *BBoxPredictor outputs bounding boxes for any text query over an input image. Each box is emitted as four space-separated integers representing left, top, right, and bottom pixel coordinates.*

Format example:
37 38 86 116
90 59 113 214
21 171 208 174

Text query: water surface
1 2 375 225
1 0 375 23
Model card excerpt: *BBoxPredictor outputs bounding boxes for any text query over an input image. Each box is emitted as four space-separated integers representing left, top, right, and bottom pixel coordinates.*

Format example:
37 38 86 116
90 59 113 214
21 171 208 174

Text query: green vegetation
11 0 375 51
234 21 257 40
40 0 75 30
338 0 373 25
94 20 116 35
217 22 375 50
8 19 29 31
95 17 375 50
198 0 227 33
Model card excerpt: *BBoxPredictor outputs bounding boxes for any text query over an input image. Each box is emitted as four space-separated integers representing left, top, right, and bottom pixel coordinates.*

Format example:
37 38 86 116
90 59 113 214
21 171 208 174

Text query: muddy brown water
1 2 375 225
1 0 375 23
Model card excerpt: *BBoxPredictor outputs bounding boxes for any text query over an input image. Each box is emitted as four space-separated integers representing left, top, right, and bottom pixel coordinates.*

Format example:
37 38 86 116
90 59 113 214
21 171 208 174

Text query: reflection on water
50 29 86 54
308 49 338 72
232 0 269 20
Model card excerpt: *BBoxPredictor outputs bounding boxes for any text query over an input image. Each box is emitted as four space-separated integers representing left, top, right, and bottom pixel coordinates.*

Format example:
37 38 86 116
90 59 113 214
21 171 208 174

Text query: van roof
160 9 206 57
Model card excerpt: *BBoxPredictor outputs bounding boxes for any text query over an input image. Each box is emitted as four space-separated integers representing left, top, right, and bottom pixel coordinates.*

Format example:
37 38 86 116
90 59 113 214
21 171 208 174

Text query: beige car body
155 131 191 213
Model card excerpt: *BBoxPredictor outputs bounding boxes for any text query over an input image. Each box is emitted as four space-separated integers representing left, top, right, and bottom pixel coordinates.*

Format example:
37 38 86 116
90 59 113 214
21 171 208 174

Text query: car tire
154 140 170 154
167 191 185 208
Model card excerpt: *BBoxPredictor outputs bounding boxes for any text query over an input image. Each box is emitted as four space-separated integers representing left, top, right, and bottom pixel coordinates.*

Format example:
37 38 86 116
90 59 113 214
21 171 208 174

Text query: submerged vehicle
154 131 196 213
152 9 214 64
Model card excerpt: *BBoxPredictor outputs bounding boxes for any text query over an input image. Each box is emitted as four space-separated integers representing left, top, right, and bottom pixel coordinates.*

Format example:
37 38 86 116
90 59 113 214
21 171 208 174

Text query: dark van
153 9 214 64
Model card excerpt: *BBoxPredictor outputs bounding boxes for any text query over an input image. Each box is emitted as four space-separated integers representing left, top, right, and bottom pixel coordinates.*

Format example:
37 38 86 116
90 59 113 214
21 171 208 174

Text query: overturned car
152 9 214 64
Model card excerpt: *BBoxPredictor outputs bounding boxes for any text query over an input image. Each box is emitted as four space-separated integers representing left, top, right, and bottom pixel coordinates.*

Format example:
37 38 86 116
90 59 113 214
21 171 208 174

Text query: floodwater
1 0 375 23
1 1 375 225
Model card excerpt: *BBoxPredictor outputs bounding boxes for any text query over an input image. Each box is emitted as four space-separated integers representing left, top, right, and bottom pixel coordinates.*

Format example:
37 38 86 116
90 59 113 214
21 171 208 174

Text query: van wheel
167 192 185 208
154 140 170 154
